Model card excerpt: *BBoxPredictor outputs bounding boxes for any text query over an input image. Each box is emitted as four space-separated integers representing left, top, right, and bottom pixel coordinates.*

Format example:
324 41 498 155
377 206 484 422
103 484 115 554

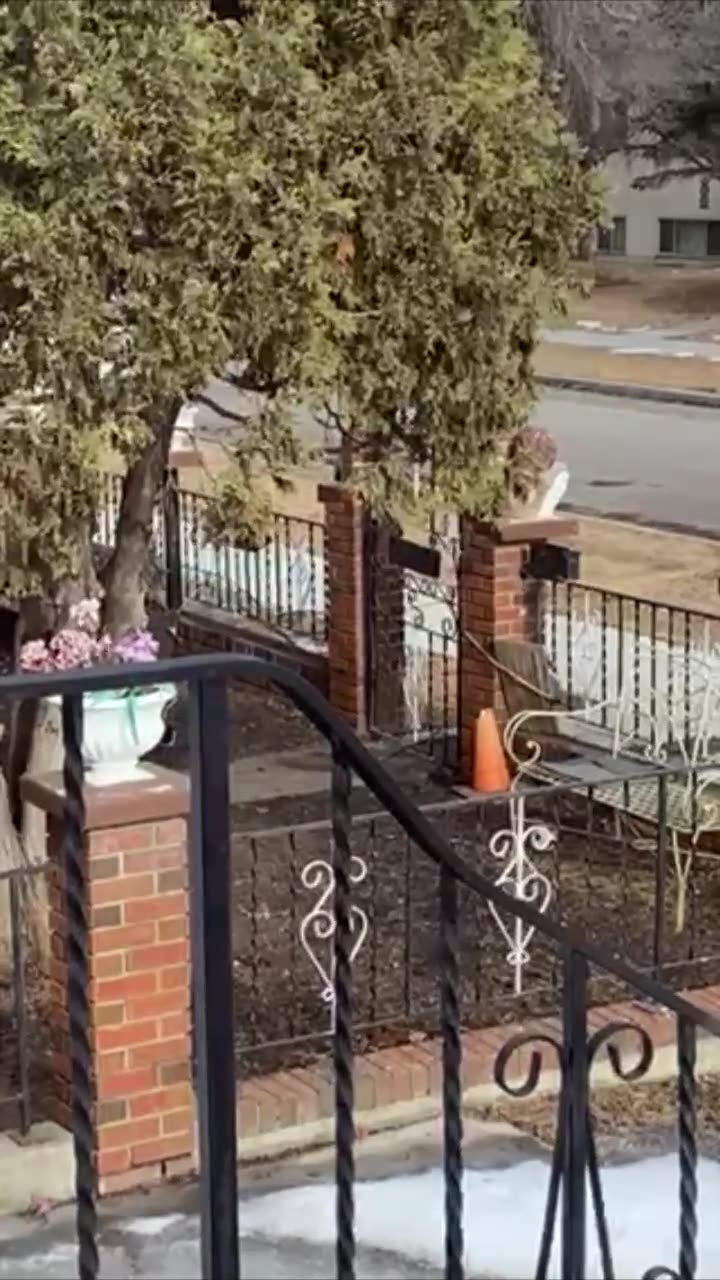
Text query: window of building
659 218 720 257
596 216 627 255
699 176 710 210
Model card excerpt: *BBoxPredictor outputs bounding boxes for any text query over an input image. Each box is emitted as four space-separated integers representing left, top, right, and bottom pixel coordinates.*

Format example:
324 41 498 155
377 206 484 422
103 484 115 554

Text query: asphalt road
186 376 720 536
534 389 720 536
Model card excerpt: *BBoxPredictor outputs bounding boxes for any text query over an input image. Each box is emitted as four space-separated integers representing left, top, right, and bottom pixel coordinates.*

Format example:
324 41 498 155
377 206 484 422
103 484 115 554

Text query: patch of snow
124 1213 186 1236
575 320 603 330
3 1154 718 1279
672 350 695 358
610 346 661 356
241 1154 720 1279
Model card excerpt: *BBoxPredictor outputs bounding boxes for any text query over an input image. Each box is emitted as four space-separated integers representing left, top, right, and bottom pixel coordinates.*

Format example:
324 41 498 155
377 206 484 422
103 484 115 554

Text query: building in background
598 151 720 260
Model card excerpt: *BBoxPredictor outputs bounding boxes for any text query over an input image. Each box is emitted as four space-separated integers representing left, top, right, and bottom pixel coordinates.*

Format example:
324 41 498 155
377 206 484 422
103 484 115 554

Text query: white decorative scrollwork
300 851 369 1029
488 795 555 996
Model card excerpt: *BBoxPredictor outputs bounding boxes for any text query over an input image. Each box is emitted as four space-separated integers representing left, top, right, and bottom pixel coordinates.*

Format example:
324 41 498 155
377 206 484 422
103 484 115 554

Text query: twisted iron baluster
440 865 463 1280
332 742 355 1280
494 1031 565 1280
61 696 98 1280
677 1017 698 1280
495 1019 656 1280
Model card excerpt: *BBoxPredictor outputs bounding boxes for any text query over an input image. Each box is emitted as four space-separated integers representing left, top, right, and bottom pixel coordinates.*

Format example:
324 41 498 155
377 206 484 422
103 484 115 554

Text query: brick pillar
21 766 193 1196
319 484 368 733
459 516 577 782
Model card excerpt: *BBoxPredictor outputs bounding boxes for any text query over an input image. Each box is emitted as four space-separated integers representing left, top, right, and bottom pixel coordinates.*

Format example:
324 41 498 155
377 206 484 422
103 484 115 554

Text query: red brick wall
459 518 541 780
45 809 194 1195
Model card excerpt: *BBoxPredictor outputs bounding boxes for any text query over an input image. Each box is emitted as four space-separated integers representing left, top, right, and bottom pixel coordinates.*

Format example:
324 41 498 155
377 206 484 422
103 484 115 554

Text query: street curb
538 374 720 410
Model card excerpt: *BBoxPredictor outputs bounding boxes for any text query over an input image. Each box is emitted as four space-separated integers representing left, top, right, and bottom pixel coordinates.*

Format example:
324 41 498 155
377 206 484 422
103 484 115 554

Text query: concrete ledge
14 988 719 1202
233 983 720 1164
0 1122 74 1214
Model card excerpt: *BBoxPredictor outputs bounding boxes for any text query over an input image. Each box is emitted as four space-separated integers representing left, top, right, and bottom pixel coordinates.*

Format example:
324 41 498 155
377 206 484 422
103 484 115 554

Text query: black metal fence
178 488 326 641
231 770 720 1075
1 654 716 1280
95 472 327 641
542 579 720 741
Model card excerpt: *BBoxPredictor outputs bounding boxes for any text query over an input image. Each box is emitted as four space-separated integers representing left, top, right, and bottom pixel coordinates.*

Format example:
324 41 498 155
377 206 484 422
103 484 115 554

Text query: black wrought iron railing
95 473 327 641
178 488 327 641
542 579 720 743
230 772 720 1075
1 656 717 1280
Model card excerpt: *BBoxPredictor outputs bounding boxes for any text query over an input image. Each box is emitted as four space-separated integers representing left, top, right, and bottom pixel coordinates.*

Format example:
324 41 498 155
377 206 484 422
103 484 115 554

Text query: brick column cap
317 482 362 508
468 516 578 545
20 764 189 831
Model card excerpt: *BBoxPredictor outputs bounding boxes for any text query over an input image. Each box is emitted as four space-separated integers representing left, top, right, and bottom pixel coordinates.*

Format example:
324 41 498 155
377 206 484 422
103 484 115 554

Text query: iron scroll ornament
493 1020 693 1280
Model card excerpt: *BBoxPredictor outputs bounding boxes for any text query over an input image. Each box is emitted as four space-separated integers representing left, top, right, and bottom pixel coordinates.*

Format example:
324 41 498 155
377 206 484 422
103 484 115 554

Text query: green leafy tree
296 0 599 515
0 0 347 634
0 0 352 942
0 0 596 951
0 0 597 623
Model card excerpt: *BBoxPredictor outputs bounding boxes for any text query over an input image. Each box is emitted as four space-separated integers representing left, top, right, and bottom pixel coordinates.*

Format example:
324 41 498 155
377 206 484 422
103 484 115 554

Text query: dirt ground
568 517 720 615
480 1072 720 1161
570 261 720 330
540 261 720 391
227 782 720 1076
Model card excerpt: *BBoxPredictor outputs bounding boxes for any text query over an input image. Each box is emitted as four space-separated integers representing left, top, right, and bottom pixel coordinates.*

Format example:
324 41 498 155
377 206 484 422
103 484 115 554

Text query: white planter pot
48 684 176 785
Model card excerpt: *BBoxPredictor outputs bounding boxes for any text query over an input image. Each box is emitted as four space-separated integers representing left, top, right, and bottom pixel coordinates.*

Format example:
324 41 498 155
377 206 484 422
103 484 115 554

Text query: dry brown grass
540 261 720 391
568 517 720 616
575 261 720 328
535 342 720 394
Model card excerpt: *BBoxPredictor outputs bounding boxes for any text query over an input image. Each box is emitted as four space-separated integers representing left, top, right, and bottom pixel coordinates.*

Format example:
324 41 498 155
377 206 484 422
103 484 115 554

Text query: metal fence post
163 468 183 611
189 676 239 1280
561 949 589 1280
653 773 669 979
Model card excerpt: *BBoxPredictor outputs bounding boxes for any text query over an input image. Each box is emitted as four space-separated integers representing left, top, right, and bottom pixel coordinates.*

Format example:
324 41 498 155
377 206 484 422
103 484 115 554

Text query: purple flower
18 612 159 678
112 629 159 664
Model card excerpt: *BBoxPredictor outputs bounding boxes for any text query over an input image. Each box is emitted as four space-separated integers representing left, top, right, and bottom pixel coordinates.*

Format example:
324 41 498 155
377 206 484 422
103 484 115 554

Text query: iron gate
364 513 460 769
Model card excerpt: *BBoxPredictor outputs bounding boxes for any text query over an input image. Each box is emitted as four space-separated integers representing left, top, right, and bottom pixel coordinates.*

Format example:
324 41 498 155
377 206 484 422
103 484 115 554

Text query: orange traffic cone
471 709 511 794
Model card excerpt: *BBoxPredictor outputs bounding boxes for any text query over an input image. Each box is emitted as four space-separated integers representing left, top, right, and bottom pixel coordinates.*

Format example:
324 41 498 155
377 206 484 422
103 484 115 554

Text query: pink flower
19 639 54 673
18 614 160 678
48 628 98 670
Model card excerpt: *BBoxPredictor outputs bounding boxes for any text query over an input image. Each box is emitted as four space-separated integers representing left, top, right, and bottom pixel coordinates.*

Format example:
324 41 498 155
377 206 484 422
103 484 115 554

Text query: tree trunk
0 552 99 975
102 408 178 636
0 758 24 973
578 227 595 261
